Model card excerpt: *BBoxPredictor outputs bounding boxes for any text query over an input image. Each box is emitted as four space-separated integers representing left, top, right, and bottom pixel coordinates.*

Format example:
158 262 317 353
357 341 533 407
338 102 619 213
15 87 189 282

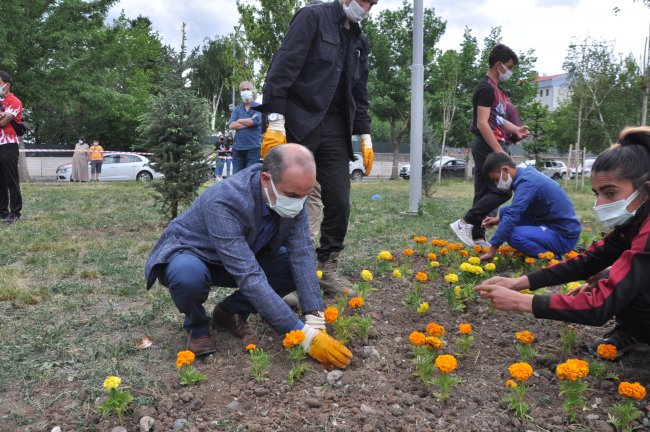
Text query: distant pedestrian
71 137 89 182
229 81 262 173
89 139 104 182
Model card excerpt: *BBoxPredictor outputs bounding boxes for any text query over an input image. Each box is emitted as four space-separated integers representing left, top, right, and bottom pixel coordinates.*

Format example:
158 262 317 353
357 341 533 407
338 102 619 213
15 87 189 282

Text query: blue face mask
264 176 307 218
240 90 253 102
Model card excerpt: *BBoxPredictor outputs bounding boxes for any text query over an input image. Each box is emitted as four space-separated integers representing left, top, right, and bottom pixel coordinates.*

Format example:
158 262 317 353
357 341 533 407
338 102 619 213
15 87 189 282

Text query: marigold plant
427 252 437 261
459 249 470 258
409 331 426 346
426 322 445 337
468 256 481 265
426 336 443 350
103 376 122 391
283 330 306 349
564 250 580 259
392 268 402 278
413 236 427 244
618 382 647 400
610 382 647 432
431 239 448 247
524 257 536 265
515 330 535 345
505 364 533 419
415 271 429 282
458 323 472 335
324 306 339 323
564 281 582 293
245 344 257 351
349 296 364 309
448 243 463 251
176 350 196 368
506 379 517 388
431 354 459 401
403 248 414 256
509 362 533 381
316 270 323 280
549 259 560 266
377 250 393 261
484 262 496 271
556 358 590 422
430 261 440 267
99 376 133 426
597 343 618 361
438 248 449 255
417 302 429 313
473 244 483 254
435 354 458 374
444 273 459 284
360 269 373 281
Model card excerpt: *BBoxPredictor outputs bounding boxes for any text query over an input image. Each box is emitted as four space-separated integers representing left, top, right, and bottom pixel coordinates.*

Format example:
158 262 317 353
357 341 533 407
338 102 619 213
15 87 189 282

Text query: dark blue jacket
257 0 371 158
490 166 582 248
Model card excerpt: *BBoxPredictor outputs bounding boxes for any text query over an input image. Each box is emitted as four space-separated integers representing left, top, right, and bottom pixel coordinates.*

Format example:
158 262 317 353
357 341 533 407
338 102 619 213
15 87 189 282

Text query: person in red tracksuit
475 126 650 359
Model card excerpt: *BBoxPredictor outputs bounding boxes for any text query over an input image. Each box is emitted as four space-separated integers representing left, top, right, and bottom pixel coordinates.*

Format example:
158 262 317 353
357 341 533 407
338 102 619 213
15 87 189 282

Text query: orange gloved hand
360 134 374 176
261 115 287 158
300 324 352 369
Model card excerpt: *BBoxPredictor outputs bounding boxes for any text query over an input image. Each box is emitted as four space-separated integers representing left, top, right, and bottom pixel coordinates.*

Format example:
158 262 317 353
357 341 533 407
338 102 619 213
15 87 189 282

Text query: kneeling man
145 144 352 369
480 153 582 261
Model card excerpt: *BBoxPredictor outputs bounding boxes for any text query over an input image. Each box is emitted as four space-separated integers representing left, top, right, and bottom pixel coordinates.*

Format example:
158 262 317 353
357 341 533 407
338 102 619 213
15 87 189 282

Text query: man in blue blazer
145 144 352 369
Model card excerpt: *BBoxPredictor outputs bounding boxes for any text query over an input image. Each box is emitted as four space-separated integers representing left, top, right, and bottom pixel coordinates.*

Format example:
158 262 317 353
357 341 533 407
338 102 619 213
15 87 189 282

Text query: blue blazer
145 164 323 333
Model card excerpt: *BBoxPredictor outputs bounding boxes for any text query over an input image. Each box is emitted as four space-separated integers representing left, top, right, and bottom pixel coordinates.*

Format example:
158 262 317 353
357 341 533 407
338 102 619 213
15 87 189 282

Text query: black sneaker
0 213 8 220
589 326 641 360
6 215 20 225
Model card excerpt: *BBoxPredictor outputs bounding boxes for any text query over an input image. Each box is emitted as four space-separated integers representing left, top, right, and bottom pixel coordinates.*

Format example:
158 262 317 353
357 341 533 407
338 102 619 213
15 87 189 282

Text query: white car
350 153 366 181
570 157 596 179
518 159 567 180
56 153 163 182
399 156 455 179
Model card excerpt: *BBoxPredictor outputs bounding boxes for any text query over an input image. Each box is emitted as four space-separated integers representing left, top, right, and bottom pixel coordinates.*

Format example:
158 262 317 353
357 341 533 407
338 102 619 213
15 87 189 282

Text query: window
540 90 543 97
546 89 549 96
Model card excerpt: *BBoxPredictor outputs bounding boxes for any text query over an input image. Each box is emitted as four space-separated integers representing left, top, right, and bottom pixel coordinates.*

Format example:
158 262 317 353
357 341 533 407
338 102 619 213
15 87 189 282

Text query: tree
365 1 446 179
139 25 211 220
431 50 459 182
520 101 550 160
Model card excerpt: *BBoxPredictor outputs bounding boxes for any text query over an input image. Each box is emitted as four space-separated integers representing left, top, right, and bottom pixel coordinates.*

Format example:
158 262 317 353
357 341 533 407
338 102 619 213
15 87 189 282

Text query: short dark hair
0 70 12 85
483 152 516 178
262 146 286 182
592 127 650 196
488 44 518 68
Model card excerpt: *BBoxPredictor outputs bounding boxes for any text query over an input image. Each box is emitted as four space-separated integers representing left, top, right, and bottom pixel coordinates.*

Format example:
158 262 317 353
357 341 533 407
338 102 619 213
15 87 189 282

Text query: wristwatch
268 113 285 122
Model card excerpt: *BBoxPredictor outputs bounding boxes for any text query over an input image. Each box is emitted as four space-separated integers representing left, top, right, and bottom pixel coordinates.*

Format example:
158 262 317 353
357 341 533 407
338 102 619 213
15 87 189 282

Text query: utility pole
407 0 424 214
641 25 649 126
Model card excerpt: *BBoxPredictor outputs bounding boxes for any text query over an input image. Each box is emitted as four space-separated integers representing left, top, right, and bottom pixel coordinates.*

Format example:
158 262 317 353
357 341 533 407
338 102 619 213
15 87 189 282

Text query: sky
107 0 650 75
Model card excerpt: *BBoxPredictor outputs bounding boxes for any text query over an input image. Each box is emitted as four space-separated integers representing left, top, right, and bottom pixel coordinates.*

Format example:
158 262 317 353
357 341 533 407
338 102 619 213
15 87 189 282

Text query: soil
6 259 650 432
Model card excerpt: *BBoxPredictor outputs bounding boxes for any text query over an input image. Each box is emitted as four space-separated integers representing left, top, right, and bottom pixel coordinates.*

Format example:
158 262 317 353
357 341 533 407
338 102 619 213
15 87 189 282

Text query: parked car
56 153 163 182
399 156 457 179
350 153 366 181
569 157 596 179
517 159 567 180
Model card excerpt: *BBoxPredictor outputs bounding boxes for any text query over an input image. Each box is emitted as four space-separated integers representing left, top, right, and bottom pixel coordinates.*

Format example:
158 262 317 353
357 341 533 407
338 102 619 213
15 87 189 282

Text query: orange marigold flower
324 306 339 323
556 358 589 381
425 336 443 349
413 236 427 244
459 250 470 257
524 257 536 265
176 350 196 368
426 322 445 337
564 250 580 259
245 344 257 351
596 343 617 361
415 271 429 282
548 259 560 266
283 330 306 349
515 330 535 345
448 242 463 251
409 331 426 346
403 248 414 256
431 239 448 247
458 323 472 335
348 297 364 309
427 252 437 261
505 379 518 388
434 354 457 374
618 381 647 400
438 248 449 255
509 362 533 381
473 244 483 254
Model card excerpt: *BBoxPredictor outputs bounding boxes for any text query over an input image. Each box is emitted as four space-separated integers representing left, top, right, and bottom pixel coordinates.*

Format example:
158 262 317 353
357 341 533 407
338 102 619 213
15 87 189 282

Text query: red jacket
529 201 650 326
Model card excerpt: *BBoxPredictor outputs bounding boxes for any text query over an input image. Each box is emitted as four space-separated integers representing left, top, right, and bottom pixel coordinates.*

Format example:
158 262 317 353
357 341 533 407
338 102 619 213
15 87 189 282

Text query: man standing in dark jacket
256 0 377 296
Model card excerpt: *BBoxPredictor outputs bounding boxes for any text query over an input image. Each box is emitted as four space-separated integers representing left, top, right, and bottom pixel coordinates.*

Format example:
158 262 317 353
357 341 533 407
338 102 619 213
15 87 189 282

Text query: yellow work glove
360 134 374 176
300 324 353 369
261 115 286 158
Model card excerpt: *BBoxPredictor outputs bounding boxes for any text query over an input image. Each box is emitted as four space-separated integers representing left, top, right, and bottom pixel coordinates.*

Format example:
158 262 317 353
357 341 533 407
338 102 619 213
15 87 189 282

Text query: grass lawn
0 177 600 429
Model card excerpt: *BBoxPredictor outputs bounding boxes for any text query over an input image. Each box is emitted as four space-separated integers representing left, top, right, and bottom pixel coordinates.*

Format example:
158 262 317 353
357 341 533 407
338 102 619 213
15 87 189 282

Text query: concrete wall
25 157 70 180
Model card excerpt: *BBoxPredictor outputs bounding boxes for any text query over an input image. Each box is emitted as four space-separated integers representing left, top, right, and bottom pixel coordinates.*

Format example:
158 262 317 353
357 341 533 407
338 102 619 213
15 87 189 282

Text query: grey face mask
343 0 368 23
264 176 307 218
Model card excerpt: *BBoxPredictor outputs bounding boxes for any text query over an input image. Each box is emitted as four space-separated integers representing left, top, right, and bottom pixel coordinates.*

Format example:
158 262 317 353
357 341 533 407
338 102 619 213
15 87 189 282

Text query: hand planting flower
98 376 133 426
426 322 445 338
505 362 533 419
609 382 647 432
360 269 373 281
431 354 459 401
556 358 590 422
176 350 206 386
596 343 618 361
324 306 339 323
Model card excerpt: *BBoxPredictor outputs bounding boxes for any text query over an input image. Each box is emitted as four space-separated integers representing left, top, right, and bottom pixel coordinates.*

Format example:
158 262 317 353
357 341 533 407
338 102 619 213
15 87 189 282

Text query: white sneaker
450 219 475 247
474 239 489 248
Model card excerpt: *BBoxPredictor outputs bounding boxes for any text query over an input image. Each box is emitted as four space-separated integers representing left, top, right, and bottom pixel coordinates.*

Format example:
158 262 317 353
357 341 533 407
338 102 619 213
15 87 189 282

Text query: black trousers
463 136 512 240
288 113 350 262
0 143 22 217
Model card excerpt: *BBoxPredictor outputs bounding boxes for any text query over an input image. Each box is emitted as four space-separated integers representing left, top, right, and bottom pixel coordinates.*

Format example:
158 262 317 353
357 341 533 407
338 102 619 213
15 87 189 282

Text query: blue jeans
215 158 225 177
159 249 296 338
232 148 261 174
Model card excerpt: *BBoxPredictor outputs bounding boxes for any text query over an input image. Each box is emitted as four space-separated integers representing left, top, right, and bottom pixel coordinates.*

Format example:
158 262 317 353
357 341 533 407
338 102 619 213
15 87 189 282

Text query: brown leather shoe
187 334 217 356
211 305 254 339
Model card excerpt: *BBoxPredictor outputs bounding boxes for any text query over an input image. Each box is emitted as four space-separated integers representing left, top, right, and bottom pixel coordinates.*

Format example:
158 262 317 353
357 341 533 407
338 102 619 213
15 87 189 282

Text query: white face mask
264 176 307 218
498 63 513 82
496 170 513 190
593 189 641 228
343 0 368 23
240 90 253 102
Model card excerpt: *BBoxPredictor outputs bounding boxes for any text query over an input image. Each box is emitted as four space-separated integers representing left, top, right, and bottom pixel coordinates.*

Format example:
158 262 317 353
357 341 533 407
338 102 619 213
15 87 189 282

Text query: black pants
288 113 350 262
0 143 22 218
463 136 512 240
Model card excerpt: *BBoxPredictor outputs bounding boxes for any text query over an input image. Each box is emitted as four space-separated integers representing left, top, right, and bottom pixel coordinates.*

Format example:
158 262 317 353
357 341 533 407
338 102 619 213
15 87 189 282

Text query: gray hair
262 145 315 183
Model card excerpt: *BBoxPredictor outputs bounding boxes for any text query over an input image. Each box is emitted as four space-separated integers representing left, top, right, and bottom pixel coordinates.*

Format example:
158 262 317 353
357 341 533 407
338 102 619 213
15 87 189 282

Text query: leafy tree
520 101 550 160
139 27 211 219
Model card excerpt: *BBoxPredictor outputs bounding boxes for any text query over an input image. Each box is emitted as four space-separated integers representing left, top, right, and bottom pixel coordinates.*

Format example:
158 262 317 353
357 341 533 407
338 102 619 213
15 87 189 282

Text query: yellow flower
426 322 445 337
377 250 393 261
430 261 440 268
596 343 617 361
392 269 402 278
360 269 373 281
524 257 536 265
484 263 496 271
316 270 323 280
246 344 257 351
425 336 443 349
468 256 481 265
415 271 428 282
458 323 472 335
515 330 535 345
349 297 364 309
283 330 306 349
403 248 414 256
427 252 437 261
176 350 196 368
444 273 459 284
505 379 518 388
453 285 462 299
102 376 121 391
563 281 582 293
417 302 429 313
519 289 533 294
434 354 457 374
409 331 426 346
324 306 339 323
509 362 533 381
618 382 647 400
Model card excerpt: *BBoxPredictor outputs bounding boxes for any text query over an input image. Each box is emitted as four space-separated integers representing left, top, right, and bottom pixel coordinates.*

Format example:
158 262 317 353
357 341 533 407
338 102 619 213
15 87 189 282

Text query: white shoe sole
449 221 475 247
